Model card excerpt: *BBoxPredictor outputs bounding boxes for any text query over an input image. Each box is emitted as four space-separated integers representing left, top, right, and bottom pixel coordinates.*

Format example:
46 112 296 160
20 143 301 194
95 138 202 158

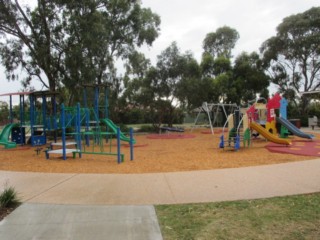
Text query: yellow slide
250 122 291 145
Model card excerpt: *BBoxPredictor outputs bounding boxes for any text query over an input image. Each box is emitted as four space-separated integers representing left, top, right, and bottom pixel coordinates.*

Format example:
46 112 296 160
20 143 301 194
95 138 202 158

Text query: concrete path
1 159 320 240
1 159 320 205
0 204 162 240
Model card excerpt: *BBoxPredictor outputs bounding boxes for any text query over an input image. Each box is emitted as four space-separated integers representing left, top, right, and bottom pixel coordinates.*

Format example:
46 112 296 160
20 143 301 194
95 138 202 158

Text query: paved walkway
0 204 162 240
1 159 320 205
0 158 320 239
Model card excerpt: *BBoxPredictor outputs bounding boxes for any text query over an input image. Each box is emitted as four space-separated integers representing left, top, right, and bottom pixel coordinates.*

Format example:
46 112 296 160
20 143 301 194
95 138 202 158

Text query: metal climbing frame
192 102 237 134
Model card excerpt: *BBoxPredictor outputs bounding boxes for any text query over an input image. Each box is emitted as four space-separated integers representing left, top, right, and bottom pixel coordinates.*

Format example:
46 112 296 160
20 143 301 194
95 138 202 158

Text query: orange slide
250 122 291 145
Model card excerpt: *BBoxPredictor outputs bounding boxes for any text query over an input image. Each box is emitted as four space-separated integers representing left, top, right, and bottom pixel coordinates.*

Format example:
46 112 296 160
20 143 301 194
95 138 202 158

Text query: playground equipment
219 108 251 150
0 84 135 163
0 91 59 147
0 123 18 148
100 118 136 143
266 93 313 140
45 103 135 163
276 117 314 139
159 126 184 134
246 96 291 146
192 102 237 134
249 122 291 145
44 83 135 163
219 92 317 151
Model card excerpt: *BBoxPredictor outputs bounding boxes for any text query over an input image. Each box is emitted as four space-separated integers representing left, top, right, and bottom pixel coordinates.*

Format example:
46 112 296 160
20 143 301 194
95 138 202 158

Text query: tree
61 0 160 104
123 42 203 126
200 52 234 104
203 26 239 59
0 1 63 91
0 102 9 124
201 26 241 104
232 52 270 104
0 0 160 103
260 7 320 114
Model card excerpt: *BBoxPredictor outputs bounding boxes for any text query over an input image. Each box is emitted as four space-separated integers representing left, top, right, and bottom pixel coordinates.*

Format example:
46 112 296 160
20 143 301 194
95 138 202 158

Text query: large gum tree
0 0 160 102
261 7 320 114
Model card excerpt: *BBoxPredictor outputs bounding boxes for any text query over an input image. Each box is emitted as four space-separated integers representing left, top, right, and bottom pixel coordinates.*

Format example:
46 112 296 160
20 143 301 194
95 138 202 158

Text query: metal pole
117 127 121 164
77 103 82 158
9 95 13 123
42 94 47 143
30 95 34 146
105 86 109 142
94 85 99 119
105 86 109 120
130 128 134 161
61 103 66 160
19 95 24 145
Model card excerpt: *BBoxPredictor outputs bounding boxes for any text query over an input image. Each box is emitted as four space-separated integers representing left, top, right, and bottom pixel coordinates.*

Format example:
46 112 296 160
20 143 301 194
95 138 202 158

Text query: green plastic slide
0 123 18 149
100 119 136 144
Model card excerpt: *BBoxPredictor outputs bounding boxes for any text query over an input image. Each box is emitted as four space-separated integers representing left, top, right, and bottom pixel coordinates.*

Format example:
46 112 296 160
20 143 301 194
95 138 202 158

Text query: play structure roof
0 90 59 97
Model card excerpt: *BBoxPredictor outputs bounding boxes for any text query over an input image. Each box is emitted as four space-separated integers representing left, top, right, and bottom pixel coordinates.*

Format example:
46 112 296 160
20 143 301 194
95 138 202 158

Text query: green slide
100 119 136 144
0 123 18 149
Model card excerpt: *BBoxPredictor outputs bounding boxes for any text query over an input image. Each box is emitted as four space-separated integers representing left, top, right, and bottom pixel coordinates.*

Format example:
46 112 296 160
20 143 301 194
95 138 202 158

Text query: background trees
203 26 240 59
201 27 269 106
261 7 320 114
123 42 199 127
1 2 319 125
0 0 160 104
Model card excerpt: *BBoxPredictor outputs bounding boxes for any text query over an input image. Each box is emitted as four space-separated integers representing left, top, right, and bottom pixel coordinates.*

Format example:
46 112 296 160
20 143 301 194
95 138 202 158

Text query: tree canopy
4 3 319 125
261 7 320 113
203 26 239 59
0 0 160 102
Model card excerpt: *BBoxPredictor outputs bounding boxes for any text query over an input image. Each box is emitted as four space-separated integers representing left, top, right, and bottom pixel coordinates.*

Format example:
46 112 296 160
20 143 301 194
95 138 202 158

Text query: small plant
0 185 20 208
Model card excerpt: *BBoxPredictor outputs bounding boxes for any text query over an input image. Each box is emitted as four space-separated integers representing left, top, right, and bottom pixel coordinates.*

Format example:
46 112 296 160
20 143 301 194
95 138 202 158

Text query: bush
118 123 129 133
138 125 158 133
0 185 20 208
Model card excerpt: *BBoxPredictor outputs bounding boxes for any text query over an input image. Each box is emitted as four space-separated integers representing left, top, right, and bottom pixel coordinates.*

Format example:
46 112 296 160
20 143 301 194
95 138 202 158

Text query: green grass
156 193 320 240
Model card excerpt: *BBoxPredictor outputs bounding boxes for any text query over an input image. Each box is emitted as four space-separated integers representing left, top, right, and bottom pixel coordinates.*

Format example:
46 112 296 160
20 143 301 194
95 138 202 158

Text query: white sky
0 0 319 100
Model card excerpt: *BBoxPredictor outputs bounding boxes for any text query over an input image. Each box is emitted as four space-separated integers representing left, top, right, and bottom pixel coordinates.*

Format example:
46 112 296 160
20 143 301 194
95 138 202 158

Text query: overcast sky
0 0 319 98
141 0 319 62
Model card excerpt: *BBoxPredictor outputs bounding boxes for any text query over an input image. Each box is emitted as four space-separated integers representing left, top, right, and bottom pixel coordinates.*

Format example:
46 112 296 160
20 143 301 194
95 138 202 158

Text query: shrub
138 125 158 133
0 185 20 208
118 123 129 133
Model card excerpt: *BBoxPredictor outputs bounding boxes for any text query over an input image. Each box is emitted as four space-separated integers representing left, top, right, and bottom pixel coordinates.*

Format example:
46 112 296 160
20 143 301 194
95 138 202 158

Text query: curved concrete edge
1 159 320 205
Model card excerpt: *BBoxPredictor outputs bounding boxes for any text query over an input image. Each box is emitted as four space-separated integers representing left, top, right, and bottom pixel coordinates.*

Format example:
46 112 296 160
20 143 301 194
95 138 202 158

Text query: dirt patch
0 206 18 221
0 129 316 174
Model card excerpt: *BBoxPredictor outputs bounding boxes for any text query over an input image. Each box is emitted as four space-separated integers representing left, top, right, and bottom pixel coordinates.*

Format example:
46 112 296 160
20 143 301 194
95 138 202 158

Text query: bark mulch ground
0 129 316 174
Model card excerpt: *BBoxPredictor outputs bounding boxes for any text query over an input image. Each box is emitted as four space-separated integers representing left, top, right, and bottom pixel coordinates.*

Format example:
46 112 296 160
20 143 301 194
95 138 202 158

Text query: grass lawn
156 193 320 240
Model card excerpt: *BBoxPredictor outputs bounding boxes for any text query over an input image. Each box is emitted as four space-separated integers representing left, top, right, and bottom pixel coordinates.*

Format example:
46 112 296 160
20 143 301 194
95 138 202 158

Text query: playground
0 89 319 174
0 127 318 174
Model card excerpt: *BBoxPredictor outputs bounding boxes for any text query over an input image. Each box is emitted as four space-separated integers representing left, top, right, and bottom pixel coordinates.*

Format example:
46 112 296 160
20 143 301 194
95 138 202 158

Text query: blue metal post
9 95 13 123
22 95 25 124
117 127 121 164
85 108 90 146
104 86 108 120
42 94 47 142
19 95 23 125
19 95 25 145
76 103 82 158
61 103 66 160
94 86 99 119
104 86 109 142
53 95 57 142
130 128 134 161
30 95 35 145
